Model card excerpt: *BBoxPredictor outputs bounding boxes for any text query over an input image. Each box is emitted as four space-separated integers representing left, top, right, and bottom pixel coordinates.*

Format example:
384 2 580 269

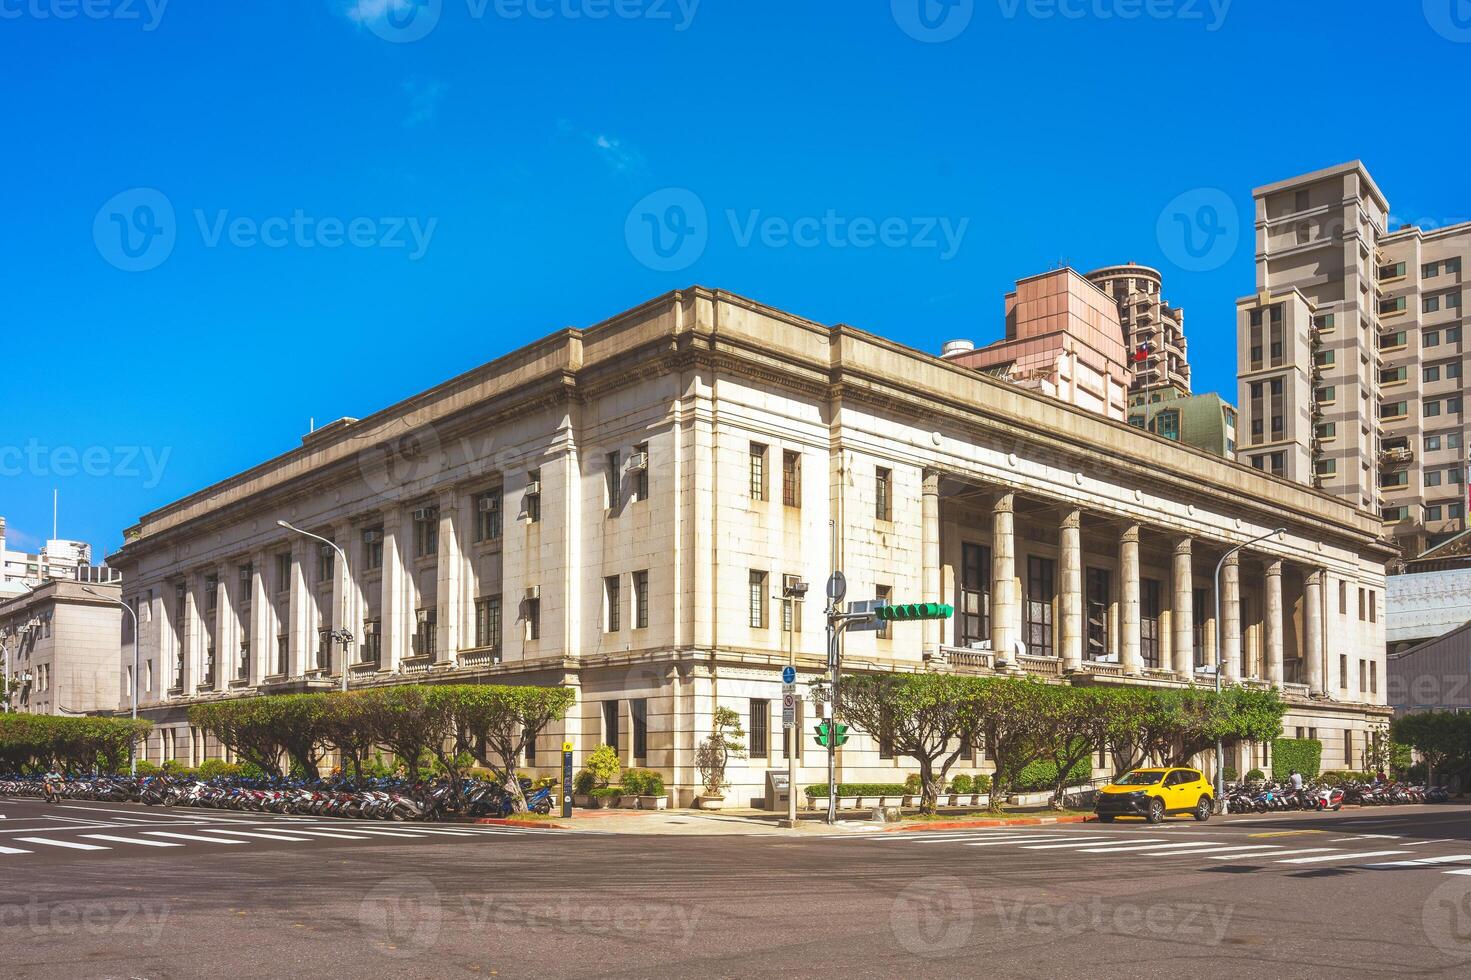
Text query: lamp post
778 579 808 829
276 521 352 693
83 585 139 776
1212 526 1285 811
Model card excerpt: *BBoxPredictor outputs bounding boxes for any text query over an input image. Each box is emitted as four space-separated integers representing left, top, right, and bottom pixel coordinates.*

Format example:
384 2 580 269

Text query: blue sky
2 0 1469 556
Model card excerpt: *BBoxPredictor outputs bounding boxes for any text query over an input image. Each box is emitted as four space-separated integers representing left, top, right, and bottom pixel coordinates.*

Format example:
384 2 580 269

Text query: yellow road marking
1247 830 1324 838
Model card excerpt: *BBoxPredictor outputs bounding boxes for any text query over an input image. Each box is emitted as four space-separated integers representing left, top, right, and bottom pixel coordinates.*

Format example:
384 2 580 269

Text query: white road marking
1210 847 1332 860
15 836 109 851
81 834 184 848
1021 839 1134 850
272 829 373 840
386 828 478 837
1444 869 1471 876
142 831 247 844
329 828 427 838
0 845 33 855
1361 854 1471 869
1278 850 1409 865
207 830 316 843
1137 844 1284 857
960 836 1089 847
1075 840 1225 854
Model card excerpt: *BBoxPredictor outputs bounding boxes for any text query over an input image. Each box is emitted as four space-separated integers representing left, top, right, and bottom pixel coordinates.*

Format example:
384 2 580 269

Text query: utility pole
779 580 808 829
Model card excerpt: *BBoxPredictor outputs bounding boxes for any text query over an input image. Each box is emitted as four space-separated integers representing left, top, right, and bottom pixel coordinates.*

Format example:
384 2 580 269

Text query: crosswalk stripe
385 828 477 837
271 829 373 840
910 834 1043 844
1278 850 1408 865
331 828 427 838
960 836 1082 847
1361 854 1471 869
142 831 247 844
0 845 33 855
1444 869 1471 876
1136 844 1282 858
15 836 109 851
207 830 315 843
1209 847 1331 860
1076 840 1225 854
81 835 184 847
1021 839 1133 850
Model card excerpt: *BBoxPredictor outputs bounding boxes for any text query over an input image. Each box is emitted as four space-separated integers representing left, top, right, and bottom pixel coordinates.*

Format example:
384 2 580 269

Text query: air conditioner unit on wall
412 507 438 523
478 494 502 513
627 451 649 472
525 585 540 601
362 529 383 544
525 481 542 496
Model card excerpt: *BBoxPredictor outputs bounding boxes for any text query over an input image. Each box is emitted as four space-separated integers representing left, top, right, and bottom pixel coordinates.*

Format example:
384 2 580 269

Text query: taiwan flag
1133 342 1154 364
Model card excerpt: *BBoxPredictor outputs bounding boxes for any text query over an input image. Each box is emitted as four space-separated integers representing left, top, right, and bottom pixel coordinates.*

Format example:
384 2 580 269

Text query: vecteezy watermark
891 0 974 42
994 897 1235 944
346 0 699 44
460 897 703 941
891 876 974 958
0 898 171 943
359 875 443 958
355 416 446 501
624 188 970 272
1423 877 1471 960
996 0 1231 30
1423 0 1471 43
0 0 169 30
0 440 171 489
1156 187 1239 273
93 188 438 272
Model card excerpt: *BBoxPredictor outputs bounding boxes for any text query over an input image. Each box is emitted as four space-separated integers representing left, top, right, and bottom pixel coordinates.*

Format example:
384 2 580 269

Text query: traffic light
814 721 849 747
873 601 954 622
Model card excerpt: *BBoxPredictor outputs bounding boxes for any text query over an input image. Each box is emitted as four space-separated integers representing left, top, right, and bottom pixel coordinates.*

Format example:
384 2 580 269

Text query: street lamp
1212 526 1286 811
277 521 353 693
83 585 139 776
778 579 808 829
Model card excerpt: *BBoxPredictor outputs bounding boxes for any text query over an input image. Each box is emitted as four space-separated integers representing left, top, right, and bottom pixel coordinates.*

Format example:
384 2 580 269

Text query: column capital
1060 509 1082 530
993 490 1014 514
1173 536 1192 556
1222 551 1239 570
1265 558 1283 578
922 469 941 495
1120 523 1140 545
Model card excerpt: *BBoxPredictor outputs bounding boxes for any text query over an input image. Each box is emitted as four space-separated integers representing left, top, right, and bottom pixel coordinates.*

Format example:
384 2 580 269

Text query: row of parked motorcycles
0 772 556 820
1222 780 1450 813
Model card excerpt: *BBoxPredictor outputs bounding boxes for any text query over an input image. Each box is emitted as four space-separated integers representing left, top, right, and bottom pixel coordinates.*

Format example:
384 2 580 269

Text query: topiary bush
585 744 621 788
1271 738 1323 780
803 782 910 798
1245 768 1266 782
1014 757 1091 793
904 773 923 794
950 773 974 794
572 768 596 795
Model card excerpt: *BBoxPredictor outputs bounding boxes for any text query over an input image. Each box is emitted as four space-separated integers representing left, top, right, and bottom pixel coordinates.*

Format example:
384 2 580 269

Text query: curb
889 814 1094 832
461 817 570 829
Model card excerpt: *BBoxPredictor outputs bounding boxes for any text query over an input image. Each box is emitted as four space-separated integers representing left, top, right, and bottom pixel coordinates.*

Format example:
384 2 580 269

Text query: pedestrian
1375 768 1387 785
1289 769 1303 792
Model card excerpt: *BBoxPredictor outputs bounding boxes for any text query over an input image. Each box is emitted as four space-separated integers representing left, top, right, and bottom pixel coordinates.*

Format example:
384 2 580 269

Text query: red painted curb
462 817 569 829
890 814 1094 832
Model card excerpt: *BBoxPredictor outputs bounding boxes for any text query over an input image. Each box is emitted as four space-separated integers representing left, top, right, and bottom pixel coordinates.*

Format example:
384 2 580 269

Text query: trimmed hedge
804 782 911 798
949 773 992 794
1319 770 1374 786
0 714 151 773
1014 757 1092 793
620 768 666 796
1271 738 1322 780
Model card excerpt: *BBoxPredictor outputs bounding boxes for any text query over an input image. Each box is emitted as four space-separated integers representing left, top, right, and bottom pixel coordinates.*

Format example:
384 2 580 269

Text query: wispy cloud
3 526 41 552
558 119 647 174
402 78 447 128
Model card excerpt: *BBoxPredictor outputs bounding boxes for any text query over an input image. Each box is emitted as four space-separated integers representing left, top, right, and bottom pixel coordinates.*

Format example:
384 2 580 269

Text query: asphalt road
3 798 1471 979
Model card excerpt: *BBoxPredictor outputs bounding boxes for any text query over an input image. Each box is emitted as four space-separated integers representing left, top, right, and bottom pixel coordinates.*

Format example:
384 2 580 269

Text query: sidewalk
532 805 1095 836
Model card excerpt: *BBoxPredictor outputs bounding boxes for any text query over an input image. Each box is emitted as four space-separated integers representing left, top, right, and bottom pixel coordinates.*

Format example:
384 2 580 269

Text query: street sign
826 571 847 604
561 742 574 819
781 665 796 685
782 691 796 728
845 599 886 632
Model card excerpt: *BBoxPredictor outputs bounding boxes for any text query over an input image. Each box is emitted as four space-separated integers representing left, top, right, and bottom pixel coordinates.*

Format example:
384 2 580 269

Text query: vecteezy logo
890 876 974 958
356 415 445 501
93 188 177 272
359 875 443 957
1424 877 1471 960
625 188 708 272
1156 187 1239 273
1425 0 1471 42
891 0 974 42
362 0 442 43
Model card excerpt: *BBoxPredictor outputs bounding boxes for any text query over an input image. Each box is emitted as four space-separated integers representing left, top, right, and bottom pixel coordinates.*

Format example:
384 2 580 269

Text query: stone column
1305 568 1325 696
180 575 200 693
990 493 1021 659
921 470 942 658
249 550 271 683
1171 537 1194 676
333 522 357 677
437 489 464 663
381 511 407 672
213 563 231 691
287 538 312 676
1059 510 1083 671
1265 559 1284 689
1222 553 1241 682
1120 524 1142 675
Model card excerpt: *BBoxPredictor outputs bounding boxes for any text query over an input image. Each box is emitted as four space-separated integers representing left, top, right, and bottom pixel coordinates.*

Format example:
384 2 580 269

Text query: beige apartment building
1236 161 1468 556
1086 263 1191 398
1 578 123 716
109 288 1394 803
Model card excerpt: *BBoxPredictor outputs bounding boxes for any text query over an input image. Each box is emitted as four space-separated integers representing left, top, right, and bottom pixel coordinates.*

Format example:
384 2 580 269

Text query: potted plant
619 769 645 808
946 773 972 807
580 743 621 807
590 787 621 809
694 707 746 810
901 774 922 808
632 769 669 810
571 768 596 808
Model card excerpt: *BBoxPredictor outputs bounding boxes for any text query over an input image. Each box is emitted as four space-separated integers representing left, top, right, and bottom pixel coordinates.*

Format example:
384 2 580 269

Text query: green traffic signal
873 601 954 622
814 721 849 747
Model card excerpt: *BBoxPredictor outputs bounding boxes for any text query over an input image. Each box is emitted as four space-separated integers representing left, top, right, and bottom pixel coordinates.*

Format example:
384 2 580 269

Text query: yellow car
1094 767 1213 824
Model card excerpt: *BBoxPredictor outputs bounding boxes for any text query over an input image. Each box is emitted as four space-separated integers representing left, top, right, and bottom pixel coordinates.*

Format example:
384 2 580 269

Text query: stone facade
109 288 1395 803
1 579 123 716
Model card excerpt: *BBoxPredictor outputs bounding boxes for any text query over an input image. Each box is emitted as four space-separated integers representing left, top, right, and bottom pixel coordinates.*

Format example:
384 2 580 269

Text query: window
1314 459 1336 477
1338 580 1347 616
960 543 991 646
316 541 335 583
474 596 502 652
1425 400 1442 418
1425 330 1441 348
1315 385 1336 404
1450 327 1463 343
1316 422 1336 439
525 595 541 641
1427 470 1442 487
525 470 542 523
276 634 289 675
238 563 254 602
632 699 648 762
362 528 384 571
633 442 649 501
1425 366 1442 383
1025 557 1055 658
1450 362 1463 380
749 570 768 628
1128 414 1146 429
1294 189 1309 212
1370 661 1378 694
414 508 439 558
1314 313 1335 331
782 450 801 507
604 575 621 632
413 608 437 658
749 443 767 500
1380 401 1407 420
783 574 805 634
1379 296 1406 315
1424 261 1441 278
1315 349 1336 365
605 450 621 510
1452 503 1467 520
1382 505 1409 522
1449 291 1462 309
1382 470 1408 489
1085 568 1110 661
205 574 218 613
875 467 892 521
1380 366 1407 384
1450 397 1464 415
750 699 769 760
1140 579 1162 669
237 639 250 680
316 627 331 671
1380 262 1406 280
633 570 649 629
1152 410 1180 442
474 489 503 542
875 584 892 639
1424 296 1440 314
524 726 536 766
1448 257 1463 274
361 619 381 664
603 701 620 753
1426 435 1442 452
1380 331 1407 349
1427 505 1444 521
275 552 292 593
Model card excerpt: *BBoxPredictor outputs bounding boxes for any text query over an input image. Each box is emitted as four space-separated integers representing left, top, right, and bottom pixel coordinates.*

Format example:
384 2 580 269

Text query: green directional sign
814 721 849 747
873 601 954 622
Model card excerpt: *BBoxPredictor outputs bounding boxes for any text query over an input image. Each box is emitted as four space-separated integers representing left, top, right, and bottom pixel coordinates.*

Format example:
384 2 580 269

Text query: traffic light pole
826 611 840 826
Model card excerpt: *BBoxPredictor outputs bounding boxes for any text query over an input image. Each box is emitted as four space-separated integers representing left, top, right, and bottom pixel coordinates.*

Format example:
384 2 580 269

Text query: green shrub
1319 770 1373 786
133 760 161 776
238 761 265 780
1222 767 1238 782
195 759 242 780
1014 757 1091 793
572 768 596 795
620 768 665 796
803 782 910 798
950 774 973 794
1245 768 1265 782
1271 738 1322 780
590 787 621 799
585 744 620 788
641 771 666 796
903 773 923 794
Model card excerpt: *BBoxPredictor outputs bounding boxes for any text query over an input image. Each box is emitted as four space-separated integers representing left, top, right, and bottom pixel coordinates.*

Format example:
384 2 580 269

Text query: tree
318 691 380 782
269 694 330 775
188 699 289 776
695 707 745 799
975 678 1053 813
360 685 440 781
1032 686 1116 809
433 684 575 812
839 674 985 814
1393 711 1471 786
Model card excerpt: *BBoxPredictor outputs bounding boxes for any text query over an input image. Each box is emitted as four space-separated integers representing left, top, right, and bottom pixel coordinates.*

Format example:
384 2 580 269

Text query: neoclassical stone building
110 288 1394 805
